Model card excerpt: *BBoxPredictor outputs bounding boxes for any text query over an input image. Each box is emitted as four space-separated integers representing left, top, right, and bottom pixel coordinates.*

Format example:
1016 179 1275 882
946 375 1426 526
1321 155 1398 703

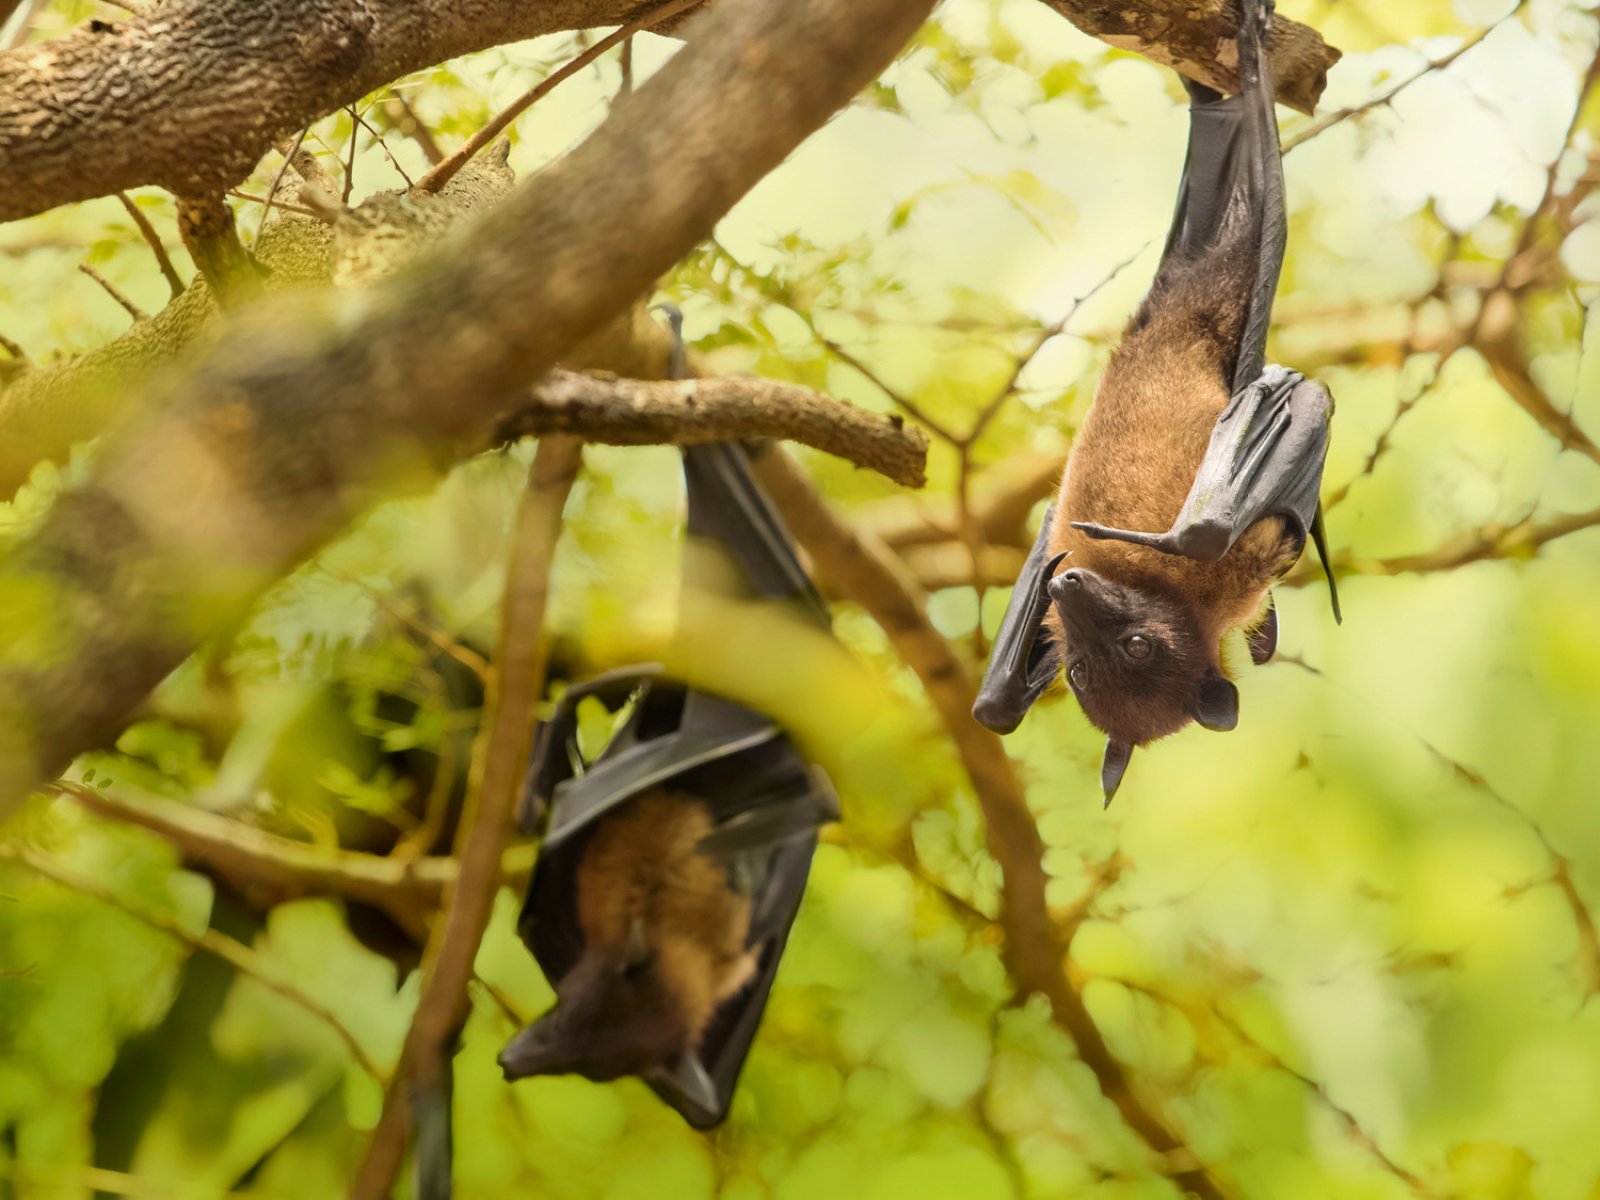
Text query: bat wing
1072 366 1326 560
1155 0 1284 393
517 665 664 834
684 442 831 627
972 506 1066 734
696 770 839 862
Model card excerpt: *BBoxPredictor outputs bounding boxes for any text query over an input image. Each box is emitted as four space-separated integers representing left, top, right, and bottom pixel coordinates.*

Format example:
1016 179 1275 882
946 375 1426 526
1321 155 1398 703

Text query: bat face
1047 567 1237 745
498 952 691 1082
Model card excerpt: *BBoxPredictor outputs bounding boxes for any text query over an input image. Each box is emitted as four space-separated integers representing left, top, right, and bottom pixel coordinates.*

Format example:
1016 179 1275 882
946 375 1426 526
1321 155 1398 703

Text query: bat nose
1059 569 1084 589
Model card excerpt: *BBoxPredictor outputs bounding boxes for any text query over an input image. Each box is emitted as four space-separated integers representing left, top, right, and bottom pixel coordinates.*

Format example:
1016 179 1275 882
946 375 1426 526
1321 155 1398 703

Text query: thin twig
0 1163 271 1200
115 192 184 298
1347 506 1600 578
77 262 145 321
1417 741 1600 1000
416 0 705 194
619 35 635 99
55 780 439 913
1325 350 1453 511
349 107 413 187
1500 46 1600 282
226 189 331 222
342 107 360 205
816 332 961 445
0 841 388 1082
381 93 445 167
259 127 313 243
1282 7 1523 154
318 566 490 681
350 437 582 1200
2 0 47 48
964 247 1145 448
953 247 1136 629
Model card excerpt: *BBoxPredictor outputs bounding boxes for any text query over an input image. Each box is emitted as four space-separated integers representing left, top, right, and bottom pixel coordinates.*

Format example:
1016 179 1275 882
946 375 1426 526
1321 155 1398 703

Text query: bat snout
1047 568 1123 630
498 1022 574 1081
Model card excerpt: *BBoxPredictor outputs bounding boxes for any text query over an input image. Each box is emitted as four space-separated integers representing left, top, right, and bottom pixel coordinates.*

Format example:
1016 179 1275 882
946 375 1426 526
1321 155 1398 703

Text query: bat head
498 937 691 1083
1048 567 1239 752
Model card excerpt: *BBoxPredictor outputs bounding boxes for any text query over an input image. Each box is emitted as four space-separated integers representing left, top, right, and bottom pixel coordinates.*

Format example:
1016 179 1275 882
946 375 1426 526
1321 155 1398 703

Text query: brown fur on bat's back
576 789 758 1045
1049 255 1292 638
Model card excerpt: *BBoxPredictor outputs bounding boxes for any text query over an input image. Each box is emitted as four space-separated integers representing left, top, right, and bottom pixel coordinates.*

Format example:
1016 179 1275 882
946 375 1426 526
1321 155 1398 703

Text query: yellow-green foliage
1 0 1598 1196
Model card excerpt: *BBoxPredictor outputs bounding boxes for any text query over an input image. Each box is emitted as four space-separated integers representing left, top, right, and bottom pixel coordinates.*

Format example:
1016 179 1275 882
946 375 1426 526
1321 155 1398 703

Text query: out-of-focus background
1 0 1598 1196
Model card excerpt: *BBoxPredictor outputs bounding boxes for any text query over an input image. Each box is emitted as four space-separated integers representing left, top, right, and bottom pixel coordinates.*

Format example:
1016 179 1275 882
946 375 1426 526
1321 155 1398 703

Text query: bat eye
1124 636 1151 659
1068 661 1089 691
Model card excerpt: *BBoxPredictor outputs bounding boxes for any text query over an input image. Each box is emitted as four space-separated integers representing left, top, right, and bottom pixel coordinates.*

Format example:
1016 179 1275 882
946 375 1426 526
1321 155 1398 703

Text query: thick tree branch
0 0 1336 226
749 446 1230 1200
176 192 263 306
352 436 580 1200
1038 0 1338 115
0 0 704 222
0 0 936 826
494 370 928 486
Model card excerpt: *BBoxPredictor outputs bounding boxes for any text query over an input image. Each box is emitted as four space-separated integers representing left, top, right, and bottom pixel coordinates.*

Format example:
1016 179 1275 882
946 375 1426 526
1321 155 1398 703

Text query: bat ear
1248 601 1278 665
1194 672 1239 732
1101 738 1133 808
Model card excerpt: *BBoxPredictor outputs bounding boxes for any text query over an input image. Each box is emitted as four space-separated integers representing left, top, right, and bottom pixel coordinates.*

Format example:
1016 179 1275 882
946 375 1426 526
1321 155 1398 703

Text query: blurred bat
502 312 837 1126
973 0 1339 804
498 786 760 1082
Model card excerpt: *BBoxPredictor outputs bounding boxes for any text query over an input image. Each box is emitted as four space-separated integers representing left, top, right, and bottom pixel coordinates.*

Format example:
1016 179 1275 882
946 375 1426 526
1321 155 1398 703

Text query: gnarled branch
1038 0 1338 115
495 370 929 487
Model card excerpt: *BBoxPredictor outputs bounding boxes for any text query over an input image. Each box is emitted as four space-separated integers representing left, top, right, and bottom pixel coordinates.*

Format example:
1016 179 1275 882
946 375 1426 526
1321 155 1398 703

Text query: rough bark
0 0 1336 225
0 0 699 222
495 371 928 487
1040 0 1338 114
0 0 940 816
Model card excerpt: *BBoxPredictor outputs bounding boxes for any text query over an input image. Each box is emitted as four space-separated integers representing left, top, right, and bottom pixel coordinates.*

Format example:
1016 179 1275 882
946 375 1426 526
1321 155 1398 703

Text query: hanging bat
498 787 761 1083
973 0 1339 804
503 318 838 1126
